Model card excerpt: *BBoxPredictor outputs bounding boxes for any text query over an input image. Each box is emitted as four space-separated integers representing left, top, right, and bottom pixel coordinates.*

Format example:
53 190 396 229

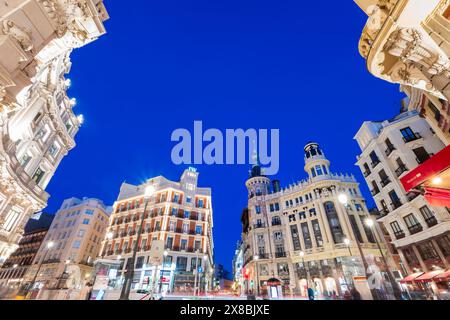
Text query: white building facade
241 143 393 299
0 0 109 264
23 197 110 294
355 111 450 278
101 168 215 295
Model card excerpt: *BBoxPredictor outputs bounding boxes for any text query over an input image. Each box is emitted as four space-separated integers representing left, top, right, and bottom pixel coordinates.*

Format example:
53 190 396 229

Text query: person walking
307 287 315 300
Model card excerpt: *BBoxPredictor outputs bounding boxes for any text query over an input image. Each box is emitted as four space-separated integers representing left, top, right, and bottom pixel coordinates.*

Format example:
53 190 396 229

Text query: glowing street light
432 177 442 185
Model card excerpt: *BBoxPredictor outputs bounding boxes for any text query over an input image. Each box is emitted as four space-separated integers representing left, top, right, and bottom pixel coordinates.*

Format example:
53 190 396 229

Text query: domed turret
304 142 331 179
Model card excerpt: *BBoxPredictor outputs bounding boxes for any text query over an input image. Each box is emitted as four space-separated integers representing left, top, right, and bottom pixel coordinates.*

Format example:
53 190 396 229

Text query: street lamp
253 255 260 296
26 241 54 297
158 250 169 294
365 218 403 300
338 193 379 300
342 238 355 290
120 185 154 300
299 251 310 296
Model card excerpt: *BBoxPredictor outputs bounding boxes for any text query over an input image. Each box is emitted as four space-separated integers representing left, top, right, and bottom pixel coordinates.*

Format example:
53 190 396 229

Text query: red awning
399 272 424 284
401 145 450 192
415 270 445 283
433 270 450 282
423 187 450 207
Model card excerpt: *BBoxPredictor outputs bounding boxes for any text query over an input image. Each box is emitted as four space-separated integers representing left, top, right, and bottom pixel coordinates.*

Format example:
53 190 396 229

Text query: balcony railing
380 177 391 188
424 217 438 228
408 224 423 235
371 188 380 196
254 223 266 229
416 153 434 165
371 159 381 168
391 200 402 210
363 170 371 178
403 132 422 143
385 145 396 156
395 165 408 177
271 221 282 226
275 251 287 258
394 231 405 240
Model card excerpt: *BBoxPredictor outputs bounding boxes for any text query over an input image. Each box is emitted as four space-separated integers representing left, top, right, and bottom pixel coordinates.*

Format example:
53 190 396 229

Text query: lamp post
201 254 207 296
338 194 379 300
193 250 200 296
299 251 309 297
158 250 169 295
365 218 403 300
343 238 355 289
253 255 260 296
26 241 54 297
120 185 154 300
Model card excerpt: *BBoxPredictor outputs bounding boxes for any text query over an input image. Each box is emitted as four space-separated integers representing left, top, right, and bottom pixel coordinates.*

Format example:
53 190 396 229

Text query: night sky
44 1 404 271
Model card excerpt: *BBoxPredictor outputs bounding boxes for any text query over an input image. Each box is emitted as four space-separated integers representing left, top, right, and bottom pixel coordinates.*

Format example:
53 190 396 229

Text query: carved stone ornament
1 20 33 52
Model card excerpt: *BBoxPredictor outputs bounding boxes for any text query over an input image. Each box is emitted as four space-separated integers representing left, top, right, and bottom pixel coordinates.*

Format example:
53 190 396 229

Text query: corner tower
304 142 331 179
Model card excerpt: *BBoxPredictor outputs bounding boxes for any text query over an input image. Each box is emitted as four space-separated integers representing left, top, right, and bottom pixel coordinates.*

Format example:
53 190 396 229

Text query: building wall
23 197 110 290
355 110 450 274
240 143 393 298
101 168 215 294
0 0 109 264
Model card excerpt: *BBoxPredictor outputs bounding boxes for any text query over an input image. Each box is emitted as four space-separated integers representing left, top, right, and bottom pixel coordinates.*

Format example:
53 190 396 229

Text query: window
417 242 438 261
180 239 187 250
272 216 281 226
274 231 283 241
73 241 81 249
19 153 32 167
77 229 85 237
315 165 323 176
85 209 94 216
169 221 176 232
182 223 188 233
163 255 173 268
255 206 261 214
311 168 316 177
419 206 437 227
194 240 201 251
388 190 401 209
269 204 274 212
184 211 190 219
400 127 418 143
290 225 301 251
390 221 404 239
312 220 323 247
198 199 204 208
436 235 450 256
301 223 312 249
324 201 344 244
413 147 431 164
274 203 280 211
403 214 422 234
166 237 173 249
369 151 380 167
32 167 45 185
3 209 21 232
195 226 202 235
82 219 90 225
48 143 60 157
136 256 145 269
176 257 187 271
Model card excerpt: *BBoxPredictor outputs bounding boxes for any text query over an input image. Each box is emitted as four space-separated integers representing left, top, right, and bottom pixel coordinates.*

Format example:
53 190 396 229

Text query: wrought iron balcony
391 200 403 210
275 251 287 258
394 231 405 240
380 177 391 188
371 159 381 168
408 224 423 235
424 216 438 228
385 145 396 156
363 170 371 178
371 188 380 196
403 132 422 143
395 165 408 177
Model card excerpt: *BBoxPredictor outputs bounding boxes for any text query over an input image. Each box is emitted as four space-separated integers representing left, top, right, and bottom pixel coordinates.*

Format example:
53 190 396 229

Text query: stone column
431 239 450 269
397 248 412 275
412 245 428 272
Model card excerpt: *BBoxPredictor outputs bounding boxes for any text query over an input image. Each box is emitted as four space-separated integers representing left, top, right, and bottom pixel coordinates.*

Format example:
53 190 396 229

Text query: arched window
316 165 323 176
322 165 328 175
311 168 316 177
324 201 344 244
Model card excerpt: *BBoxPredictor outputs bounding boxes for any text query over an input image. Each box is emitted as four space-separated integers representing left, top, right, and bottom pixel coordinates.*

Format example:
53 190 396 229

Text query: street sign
148 240 165 266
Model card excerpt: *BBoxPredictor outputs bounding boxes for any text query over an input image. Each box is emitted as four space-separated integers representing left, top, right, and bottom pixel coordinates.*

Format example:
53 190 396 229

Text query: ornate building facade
239 143 397 299
0 0 109 264
356 0 449 101
355 110 450 296
100 168 215 295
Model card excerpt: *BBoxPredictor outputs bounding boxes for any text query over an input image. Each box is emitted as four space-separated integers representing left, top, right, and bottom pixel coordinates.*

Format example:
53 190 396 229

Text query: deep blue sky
45 1 404 270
